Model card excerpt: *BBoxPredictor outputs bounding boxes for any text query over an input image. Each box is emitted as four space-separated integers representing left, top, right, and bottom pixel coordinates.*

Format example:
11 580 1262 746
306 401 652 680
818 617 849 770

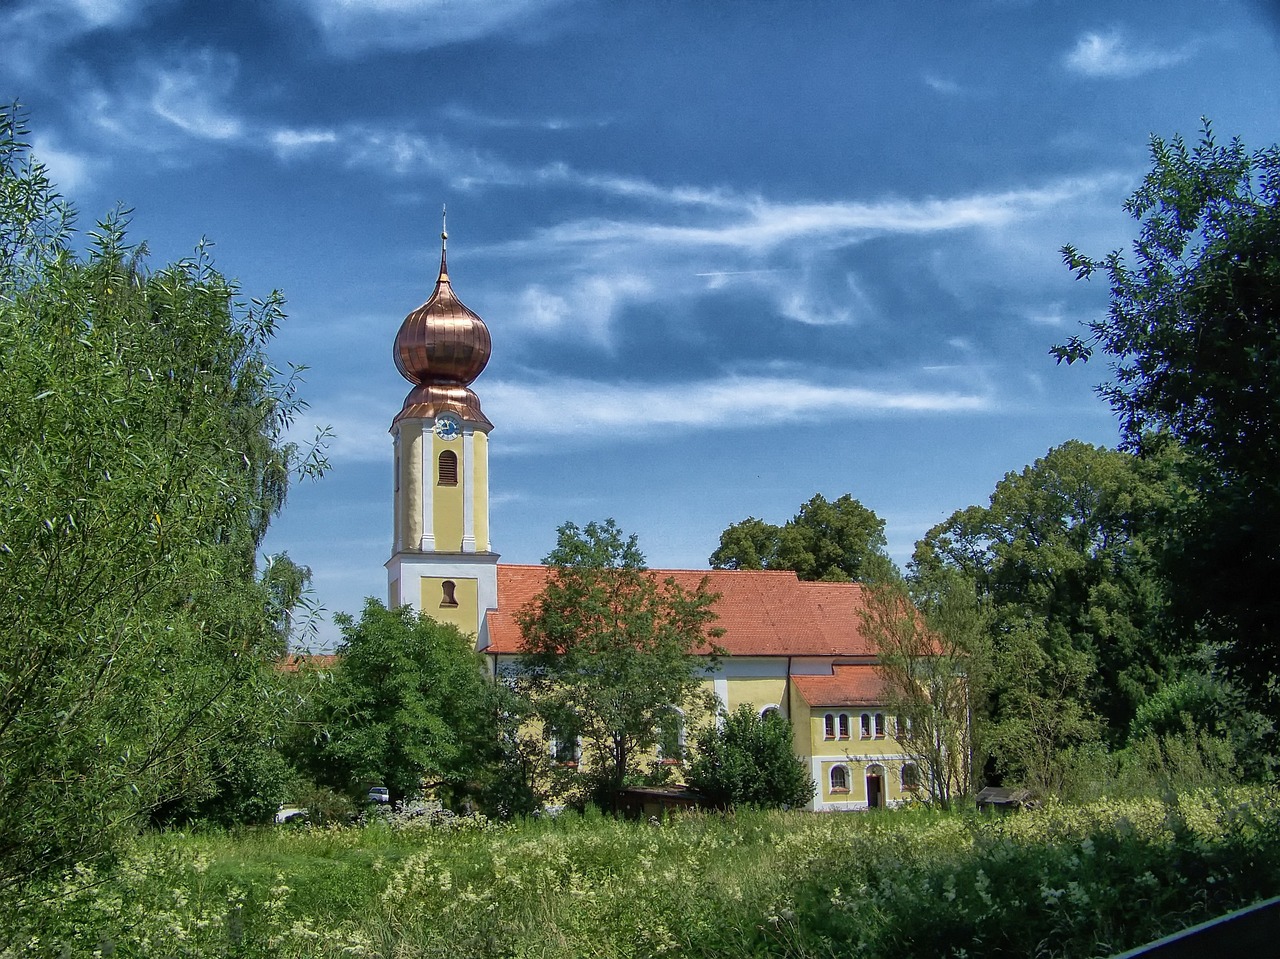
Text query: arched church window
830 765 849 793
438 450 458 486
441 580 458 607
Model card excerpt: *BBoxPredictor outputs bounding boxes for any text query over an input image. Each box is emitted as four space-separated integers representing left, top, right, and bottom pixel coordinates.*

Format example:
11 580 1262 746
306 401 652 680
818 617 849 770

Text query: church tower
386 218 498 647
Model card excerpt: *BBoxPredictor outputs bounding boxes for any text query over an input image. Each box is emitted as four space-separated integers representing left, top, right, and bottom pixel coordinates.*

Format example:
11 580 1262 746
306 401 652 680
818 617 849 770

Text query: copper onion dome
392 218 493 429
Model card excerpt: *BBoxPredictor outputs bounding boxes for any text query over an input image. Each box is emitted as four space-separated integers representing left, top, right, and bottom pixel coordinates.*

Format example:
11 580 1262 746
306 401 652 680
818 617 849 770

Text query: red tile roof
792 664 887 707
485 565 877 658
275 653 340 672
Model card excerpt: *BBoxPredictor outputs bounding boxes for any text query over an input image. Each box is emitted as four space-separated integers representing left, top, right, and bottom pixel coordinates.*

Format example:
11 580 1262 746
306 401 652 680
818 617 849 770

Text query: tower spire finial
439 204 449 279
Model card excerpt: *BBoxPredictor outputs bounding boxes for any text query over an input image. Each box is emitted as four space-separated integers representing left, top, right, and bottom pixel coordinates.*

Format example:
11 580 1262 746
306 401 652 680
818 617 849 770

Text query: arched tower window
441 580 458 607
438 449 458 486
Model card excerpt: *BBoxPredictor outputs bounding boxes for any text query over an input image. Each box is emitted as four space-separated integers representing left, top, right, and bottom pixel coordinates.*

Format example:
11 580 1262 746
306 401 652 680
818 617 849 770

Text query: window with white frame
860 713 871 739
824 713 835 740
830 764 849 793
549 725 581 765
875 713 886 738
838 713 850 740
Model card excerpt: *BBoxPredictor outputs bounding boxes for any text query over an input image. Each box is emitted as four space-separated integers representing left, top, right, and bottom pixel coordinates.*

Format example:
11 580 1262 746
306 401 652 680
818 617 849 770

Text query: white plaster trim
461 429 476 553
713 677 729 714
420 425 435 551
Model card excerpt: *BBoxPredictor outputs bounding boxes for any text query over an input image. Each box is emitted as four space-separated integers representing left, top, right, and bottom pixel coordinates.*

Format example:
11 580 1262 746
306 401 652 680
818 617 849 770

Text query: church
384 226 916 812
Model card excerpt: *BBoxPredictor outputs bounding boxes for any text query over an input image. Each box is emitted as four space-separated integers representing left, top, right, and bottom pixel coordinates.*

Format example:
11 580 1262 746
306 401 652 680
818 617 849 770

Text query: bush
686 705 815 809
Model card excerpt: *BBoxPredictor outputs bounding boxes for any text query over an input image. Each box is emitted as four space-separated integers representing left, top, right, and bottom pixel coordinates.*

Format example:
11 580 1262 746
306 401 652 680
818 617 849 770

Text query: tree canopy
518 519 722 807
0 106 324 886
710 493 897 583
301 600 501 805
1055 123 1280 724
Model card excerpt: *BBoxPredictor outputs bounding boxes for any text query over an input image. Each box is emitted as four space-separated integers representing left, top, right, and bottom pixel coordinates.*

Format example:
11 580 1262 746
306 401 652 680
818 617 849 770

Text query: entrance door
866 770 884 809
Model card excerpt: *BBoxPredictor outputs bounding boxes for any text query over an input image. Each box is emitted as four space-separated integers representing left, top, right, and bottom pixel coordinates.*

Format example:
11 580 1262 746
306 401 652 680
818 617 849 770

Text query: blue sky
6 0 1279 648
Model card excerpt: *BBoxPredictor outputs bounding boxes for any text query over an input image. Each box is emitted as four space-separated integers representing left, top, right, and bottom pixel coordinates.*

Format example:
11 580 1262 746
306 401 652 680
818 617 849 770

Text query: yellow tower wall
399 422 423 550
432 433 465 551
419 576 479 636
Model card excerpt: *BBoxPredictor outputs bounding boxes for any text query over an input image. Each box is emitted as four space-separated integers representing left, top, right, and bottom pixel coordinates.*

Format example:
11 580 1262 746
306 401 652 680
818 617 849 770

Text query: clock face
434 413 462 440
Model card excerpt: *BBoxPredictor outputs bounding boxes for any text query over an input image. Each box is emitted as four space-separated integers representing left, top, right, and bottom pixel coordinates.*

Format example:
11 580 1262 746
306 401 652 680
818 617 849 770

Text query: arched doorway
866 764 885 809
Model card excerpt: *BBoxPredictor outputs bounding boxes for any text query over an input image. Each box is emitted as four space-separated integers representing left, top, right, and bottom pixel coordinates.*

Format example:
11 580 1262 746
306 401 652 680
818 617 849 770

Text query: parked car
366 786 390 804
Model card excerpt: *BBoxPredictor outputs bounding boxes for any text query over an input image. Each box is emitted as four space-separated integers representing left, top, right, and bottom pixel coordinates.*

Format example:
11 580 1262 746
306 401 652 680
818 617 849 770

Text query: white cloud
514 274 652 344
303 371 993 462
30 134 95 193
270 127 340 157
1064 31 1193 78
520 176 1118 255
148 51 243 140
292 0 575 54
923 73 963 95
486 373 992 440
0 0 169 77
442 103 610 132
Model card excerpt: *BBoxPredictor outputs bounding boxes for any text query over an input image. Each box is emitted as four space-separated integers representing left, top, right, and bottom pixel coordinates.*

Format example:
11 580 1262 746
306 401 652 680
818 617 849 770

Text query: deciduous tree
0 106 324 887
711 493 896 583
1055 123 1280 723
306 600 500 805
863 571 987 809
686 705 814 809
518 520 722 808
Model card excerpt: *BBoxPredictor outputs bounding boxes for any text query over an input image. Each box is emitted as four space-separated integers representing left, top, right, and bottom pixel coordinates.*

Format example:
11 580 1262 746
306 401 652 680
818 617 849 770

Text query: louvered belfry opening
438 450 458 486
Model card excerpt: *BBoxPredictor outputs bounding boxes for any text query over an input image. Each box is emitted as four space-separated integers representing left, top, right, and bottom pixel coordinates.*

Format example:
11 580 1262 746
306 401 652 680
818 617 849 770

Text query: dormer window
438 450 458 486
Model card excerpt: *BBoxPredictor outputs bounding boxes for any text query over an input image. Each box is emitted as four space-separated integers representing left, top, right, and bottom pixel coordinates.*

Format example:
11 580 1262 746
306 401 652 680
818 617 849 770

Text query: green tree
686 705 813 809
518 519 722 808
306 600 500 805
711 493 897 583
708 516 781 571
913 441 1176 745
863 570 988 809
0 107 324 887
261 552 316 650
1055 123 1280 724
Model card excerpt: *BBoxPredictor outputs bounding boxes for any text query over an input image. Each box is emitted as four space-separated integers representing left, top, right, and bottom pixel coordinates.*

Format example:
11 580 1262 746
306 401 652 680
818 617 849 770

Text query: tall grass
6 789 1280 958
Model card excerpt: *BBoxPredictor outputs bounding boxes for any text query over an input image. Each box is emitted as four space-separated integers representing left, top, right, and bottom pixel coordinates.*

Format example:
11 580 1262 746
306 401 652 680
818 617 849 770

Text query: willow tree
0 106 325 887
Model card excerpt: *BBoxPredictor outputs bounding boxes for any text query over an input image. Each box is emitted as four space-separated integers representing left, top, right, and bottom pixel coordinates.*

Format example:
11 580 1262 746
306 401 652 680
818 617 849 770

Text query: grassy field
7 789 1280 958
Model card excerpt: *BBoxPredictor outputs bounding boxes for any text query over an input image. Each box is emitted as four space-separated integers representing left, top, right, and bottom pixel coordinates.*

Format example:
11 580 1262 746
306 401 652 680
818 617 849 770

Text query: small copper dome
393 233 491 389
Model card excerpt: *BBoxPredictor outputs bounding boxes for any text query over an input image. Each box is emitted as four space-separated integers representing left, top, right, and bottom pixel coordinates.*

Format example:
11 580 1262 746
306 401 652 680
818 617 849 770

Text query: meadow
7 789 1280 958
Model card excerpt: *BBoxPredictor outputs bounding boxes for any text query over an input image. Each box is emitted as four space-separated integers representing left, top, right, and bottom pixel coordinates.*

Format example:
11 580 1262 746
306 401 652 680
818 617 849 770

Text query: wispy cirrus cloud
923 73 964 95
442 103 612 132
488 372 992 441
304 370 994 462
514 175 1123 254
30 133 97 193
0 0 172 78
71 49 245 156
291 0 577 55
1064 30 1195 77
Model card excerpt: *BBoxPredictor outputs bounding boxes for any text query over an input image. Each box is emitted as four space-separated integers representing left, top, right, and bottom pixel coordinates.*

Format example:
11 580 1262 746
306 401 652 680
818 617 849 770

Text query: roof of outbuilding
275 653 340 672
791 664 887 707
484 565 877 658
